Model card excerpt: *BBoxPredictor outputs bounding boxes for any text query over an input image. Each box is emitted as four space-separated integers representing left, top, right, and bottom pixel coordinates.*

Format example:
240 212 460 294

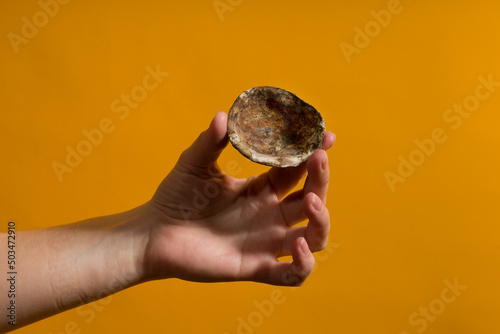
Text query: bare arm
1 111 335 332
1 205 152 330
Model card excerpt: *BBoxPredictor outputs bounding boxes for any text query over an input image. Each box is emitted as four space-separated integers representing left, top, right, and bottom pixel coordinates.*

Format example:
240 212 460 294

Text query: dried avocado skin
228 86 325 168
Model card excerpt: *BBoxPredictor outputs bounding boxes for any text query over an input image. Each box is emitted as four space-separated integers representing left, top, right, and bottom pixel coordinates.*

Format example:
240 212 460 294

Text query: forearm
1 203 152 332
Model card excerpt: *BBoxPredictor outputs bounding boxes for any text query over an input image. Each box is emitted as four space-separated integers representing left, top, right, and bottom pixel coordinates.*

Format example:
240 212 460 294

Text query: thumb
178 111 229 170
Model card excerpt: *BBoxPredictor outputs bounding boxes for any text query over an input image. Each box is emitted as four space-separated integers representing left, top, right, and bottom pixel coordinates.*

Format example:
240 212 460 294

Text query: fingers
267 132 334 200
279 149 329 226
303 149 329 204
280 190 305 226
303 192 330 252
280 192 330 256
178 111 229 170
249 133 335 286
252 193 330 285
255 237 315 286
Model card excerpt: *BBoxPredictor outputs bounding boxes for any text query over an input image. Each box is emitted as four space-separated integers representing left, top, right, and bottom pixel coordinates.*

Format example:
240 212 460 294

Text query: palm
148 164 286 281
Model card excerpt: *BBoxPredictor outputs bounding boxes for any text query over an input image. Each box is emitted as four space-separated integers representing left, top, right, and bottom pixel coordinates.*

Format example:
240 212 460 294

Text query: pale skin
0 111 335 332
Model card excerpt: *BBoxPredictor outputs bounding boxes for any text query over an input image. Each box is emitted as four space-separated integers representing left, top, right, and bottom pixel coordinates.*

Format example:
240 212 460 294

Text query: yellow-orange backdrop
1 0 499 333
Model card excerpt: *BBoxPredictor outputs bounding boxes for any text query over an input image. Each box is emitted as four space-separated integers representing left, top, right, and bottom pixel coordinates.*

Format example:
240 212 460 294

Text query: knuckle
311 236 328 252
320 170 329 184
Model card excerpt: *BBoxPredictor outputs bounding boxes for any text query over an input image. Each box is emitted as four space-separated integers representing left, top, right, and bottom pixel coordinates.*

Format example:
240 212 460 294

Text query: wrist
68 202 157 300
109 202 156 287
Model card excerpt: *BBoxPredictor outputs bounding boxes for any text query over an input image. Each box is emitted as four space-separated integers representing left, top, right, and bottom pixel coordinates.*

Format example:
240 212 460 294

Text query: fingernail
311 194 323 212
299 238 310 255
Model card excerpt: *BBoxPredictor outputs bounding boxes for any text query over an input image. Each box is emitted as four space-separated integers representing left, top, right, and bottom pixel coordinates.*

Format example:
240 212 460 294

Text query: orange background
1 0 500 333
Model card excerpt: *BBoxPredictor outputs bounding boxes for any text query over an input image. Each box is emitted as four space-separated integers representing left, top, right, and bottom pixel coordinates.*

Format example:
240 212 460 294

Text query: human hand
143 111 335 286
0 111 333 332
